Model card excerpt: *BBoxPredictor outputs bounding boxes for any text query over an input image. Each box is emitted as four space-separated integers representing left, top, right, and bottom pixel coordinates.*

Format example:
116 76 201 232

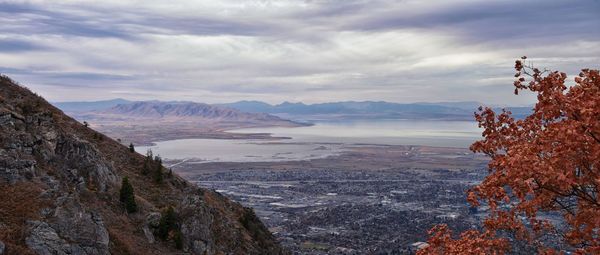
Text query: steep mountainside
0 75 286 255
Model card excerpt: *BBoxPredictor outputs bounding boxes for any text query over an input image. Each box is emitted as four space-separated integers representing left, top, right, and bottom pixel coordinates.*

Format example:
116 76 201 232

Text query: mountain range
85 101 295 124
218 100 533 120
54 99 533 121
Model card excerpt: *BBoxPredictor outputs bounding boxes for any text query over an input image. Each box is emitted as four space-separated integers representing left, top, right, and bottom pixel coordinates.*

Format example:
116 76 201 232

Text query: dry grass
0 181 49 255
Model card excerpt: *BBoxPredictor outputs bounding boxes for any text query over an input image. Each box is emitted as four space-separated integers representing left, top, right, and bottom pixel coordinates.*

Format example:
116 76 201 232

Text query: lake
137 119 482 163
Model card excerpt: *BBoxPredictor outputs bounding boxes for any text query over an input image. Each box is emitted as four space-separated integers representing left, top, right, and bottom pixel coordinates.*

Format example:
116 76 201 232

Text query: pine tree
119 177 137 213
142 149 153 175
173 230 183 249
146 149 153 161
129 143 135 153
153 155 164 183
153 164 163 183
157 206 178 240
142 160 150 175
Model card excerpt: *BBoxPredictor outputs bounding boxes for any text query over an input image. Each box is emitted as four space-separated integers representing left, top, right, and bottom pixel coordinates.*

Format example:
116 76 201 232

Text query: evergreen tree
157 206 178 240
142 149 153 175
129 143 135 153
153 155 164 183
142 160 150 175
146 149 153 161
153 164 163 183
173 230 183 249
119 177 137 213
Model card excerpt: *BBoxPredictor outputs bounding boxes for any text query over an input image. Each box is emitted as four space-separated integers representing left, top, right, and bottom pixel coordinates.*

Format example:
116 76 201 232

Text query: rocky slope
0 75 286 255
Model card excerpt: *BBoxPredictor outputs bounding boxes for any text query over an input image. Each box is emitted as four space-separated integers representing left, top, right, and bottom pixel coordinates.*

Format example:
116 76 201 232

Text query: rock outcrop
0 75 286 255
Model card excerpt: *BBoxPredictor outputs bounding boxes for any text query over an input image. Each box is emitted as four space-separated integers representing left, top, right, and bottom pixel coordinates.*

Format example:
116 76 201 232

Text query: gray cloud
0 0 598 105
0 3 132 39
0 39 47 52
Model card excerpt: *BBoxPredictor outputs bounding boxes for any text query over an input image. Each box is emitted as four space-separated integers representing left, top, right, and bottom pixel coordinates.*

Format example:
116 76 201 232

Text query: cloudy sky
1 0 599 105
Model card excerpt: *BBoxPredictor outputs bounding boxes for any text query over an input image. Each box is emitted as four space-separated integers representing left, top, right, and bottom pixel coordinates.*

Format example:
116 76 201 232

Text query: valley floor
169 145 490 254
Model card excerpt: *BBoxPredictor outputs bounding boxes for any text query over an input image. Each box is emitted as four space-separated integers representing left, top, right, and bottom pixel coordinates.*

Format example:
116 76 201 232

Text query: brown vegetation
420 58 600 254
0 182 48 255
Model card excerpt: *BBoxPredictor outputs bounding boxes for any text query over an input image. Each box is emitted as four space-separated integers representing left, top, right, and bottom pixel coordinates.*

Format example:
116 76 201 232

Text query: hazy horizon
52 97 533 108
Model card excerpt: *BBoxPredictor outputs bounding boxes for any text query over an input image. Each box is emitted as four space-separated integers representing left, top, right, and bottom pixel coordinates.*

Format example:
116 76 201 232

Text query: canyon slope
0 75 286 255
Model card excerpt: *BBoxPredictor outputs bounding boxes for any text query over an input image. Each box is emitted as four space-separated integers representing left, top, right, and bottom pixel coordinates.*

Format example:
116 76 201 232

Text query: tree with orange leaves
418 57 600 254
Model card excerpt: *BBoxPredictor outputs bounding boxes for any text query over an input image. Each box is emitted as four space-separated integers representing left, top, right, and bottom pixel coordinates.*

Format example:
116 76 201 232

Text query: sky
0 0 599 105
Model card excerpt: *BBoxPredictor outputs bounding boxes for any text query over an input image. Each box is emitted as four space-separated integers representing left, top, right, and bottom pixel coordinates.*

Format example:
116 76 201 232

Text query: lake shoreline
136 119 481 161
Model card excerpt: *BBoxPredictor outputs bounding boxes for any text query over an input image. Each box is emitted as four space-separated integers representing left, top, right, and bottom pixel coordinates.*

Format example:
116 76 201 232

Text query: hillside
0 75 286 255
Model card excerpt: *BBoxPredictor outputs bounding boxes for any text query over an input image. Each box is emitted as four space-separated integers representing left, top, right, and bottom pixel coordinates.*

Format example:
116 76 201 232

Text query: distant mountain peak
278 101 306 106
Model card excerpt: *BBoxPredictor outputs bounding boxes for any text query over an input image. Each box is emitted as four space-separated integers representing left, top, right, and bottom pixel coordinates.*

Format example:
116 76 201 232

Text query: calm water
137 120 481 163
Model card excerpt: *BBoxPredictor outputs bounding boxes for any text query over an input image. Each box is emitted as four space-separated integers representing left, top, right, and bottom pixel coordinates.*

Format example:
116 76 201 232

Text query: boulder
178 195 215 255
25 220 71 255
54 136 118 192
142 226 155 244
52 195 110 255
26 195 110 255
146 212 161 228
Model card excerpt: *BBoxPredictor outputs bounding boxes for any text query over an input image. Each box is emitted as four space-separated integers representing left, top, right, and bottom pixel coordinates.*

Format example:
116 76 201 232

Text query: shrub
420 58 600 254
